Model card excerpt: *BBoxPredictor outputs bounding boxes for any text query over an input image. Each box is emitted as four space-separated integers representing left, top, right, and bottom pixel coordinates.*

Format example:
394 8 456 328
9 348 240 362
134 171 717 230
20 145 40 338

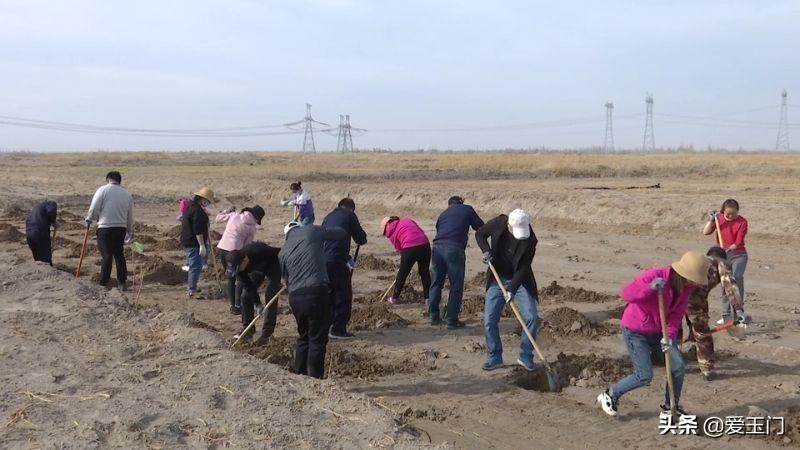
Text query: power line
0 114 288 134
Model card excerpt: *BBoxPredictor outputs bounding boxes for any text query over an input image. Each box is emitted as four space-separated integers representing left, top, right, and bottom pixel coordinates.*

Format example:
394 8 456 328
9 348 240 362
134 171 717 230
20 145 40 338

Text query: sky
0 0 798 152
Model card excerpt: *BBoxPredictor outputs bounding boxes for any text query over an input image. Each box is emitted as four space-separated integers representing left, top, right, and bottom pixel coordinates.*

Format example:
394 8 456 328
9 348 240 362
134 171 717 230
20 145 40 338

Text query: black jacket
474 214 538 297
321 207 368 263
238 242 282 292
279 225 348 293
26 201 58 237
180 201 209 248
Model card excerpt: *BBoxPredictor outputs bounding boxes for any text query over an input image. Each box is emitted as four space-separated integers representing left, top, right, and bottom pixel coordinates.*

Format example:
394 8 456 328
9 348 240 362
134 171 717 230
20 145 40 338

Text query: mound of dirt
541 307 613 338
54 236 96 258
1 203 30 220
163 224 183 239
133 222 160 235
357 254 398 271
141 256 185 286
55 219 86 231
0 223 25 243
350 304 409 331
539 281 617 303
355 284 422 305
512 353 632 392
461 293 512 318
465 272 487 292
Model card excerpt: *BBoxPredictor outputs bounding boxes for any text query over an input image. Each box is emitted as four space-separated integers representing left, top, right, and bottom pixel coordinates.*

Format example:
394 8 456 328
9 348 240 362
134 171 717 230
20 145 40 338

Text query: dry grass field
1 151 799 448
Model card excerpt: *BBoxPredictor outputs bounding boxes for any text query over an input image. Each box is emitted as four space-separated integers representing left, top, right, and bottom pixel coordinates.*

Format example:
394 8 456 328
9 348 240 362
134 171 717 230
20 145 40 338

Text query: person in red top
703 198 749 323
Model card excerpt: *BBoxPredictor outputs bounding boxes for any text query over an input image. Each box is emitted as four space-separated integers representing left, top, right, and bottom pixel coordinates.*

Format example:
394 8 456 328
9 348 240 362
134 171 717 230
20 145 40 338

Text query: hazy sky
0 0 798 152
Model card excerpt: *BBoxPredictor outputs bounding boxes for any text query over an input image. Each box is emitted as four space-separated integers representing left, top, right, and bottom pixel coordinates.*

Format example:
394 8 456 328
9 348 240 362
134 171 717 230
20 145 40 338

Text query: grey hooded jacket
279 225 347 294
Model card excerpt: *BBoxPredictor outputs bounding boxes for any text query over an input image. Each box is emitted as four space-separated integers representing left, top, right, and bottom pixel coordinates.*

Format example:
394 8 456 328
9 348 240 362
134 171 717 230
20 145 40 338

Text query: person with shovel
279 221 348 378
475 209 539 372
597 251 709 419
702 199 749 324
428 196 484 329
85 171 134 290
280 181 315 226
216 205 265 315
230 241 282 346
180 187 216 299
322 198 368 340
25 200 59 265
381 216 432 305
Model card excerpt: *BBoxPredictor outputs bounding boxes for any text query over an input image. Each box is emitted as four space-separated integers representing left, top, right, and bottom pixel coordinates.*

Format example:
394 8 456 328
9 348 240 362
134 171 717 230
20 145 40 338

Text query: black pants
26 234 52 265
239 269 282 340
97 227 127 285
219 249 241 308
393 243 431 300
289 286 331 379
327 261 353 334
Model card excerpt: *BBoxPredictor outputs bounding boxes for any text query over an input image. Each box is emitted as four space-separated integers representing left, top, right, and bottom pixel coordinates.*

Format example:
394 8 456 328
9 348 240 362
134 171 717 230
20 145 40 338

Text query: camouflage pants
684 297 715 375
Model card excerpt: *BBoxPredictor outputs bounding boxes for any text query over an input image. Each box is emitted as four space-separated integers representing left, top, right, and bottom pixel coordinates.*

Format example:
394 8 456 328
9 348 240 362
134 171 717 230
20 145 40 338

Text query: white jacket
86 183 134 229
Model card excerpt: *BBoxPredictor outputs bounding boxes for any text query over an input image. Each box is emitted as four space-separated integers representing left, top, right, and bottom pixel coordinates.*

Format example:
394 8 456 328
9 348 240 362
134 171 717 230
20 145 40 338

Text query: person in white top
85 171 134 290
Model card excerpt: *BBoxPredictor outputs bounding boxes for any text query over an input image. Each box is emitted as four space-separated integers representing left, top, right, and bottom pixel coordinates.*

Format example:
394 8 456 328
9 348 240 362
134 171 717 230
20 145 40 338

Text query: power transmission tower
283 104 329 153
336 115 345 151
343 115 354 152
642 93 655 151
776 89 790 151
603 101 614 151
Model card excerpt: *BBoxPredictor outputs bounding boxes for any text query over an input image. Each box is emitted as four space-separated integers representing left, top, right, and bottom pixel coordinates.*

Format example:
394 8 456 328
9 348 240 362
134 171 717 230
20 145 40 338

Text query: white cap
507 209 531 239
283 221 301 236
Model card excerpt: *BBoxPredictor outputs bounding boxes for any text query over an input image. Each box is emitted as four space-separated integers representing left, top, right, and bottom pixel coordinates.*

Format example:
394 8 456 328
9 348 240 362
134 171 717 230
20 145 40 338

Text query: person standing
597 251 709 419
381 216 431 305
216 205 265 314
475 209 539 372
85 171 134 290
428 196 484 329
279 221 347 378
702 198 749 323
181 187 216 299
230 241 282 346
25 201 59 265
280 181 315 226
322 198 368 339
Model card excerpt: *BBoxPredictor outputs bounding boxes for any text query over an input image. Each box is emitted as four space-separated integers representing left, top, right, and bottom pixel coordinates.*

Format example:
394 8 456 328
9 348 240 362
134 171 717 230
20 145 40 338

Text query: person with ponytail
280 181 315 226
702 199 749 324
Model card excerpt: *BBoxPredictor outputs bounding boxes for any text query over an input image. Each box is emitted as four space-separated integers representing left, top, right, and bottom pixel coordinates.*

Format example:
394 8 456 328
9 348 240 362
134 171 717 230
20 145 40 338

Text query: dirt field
1 151 799 448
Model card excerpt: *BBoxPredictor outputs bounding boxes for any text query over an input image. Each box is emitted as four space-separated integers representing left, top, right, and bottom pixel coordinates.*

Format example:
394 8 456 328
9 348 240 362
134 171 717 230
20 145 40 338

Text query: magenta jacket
620 267 695 340
384 218 429 252
215 211 258 252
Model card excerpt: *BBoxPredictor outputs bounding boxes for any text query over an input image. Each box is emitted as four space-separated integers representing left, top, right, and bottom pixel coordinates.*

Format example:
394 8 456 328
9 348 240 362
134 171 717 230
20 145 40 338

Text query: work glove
346 256 357 270
124 231 134 245
481 251 492 265
503 291 513 304
735 310 749 326
223 206 236 214
199 244 207 258
255 304 265 317
280 199 289 206
708 210 717 221
84 218 92 228
649 278 666 291
660 337 673 353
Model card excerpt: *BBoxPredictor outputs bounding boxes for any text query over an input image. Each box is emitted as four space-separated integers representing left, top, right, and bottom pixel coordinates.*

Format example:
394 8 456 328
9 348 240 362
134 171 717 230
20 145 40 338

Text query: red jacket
711 213 747 254
384 218 429 252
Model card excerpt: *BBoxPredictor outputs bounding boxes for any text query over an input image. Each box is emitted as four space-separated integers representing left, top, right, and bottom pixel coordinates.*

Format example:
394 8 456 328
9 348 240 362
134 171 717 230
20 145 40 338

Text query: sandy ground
1 151 799 449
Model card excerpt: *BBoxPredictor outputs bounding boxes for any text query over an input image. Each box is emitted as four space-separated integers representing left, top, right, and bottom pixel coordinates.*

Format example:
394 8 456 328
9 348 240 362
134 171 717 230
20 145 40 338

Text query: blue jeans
610 327 685 407
184 247 203 292
721 252 747 320
300 213 315 226
428 244 466 323
484 278 539 365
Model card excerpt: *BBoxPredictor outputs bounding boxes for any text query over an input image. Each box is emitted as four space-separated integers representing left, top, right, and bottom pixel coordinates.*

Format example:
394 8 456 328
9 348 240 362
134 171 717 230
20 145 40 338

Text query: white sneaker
181 265 189 272
716 318 725 325
597 390 618 417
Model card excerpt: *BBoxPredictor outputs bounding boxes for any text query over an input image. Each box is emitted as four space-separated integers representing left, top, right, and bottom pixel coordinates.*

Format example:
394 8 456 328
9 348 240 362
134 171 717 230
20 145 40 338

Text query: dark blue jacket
433 203 484 249
26 201 58 237
321 207 367 263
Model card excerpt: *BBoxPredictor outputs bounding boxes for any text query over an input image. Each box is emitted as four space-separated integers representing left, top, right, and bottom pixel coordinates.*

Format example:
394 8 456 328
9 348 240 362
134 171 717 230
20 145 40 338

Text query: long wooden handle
657 287 676 414
487 262 548 364
232 285 286 347
380 280 396 302
713 214 725 248
75 226 90 277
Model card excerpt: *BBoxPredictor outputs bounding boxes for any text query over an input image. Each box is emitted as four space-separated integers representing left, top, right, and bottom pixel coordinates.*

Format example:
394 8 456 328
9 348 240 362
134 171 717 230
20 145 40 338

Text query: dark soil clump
539 281 617 304
512 353 632 392
0 223 25 243
541 306 615 338
141 256 185 286
350 304 409 331
357 254 398 271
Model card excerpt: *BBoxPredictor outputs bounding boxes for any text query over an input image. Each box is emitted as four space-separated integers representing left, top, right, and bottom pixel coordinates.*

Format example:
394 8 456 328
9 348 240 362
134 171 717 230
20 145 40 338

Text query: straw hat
671 251 710 286
193 187 217 203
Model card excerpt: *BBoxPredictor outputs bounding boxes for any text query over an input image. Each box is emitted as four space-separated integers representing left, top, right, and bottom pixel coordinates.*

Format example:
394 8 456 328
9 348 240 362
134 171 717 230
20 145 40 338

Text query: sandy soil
1 151 799 448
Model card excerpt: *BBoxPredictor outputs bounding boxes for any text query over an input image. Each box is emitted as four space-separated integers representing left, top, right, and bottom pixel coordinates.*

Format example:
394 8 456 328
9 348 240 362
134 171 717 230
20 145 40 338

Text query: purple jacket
384 218 429 252
620 267 695 340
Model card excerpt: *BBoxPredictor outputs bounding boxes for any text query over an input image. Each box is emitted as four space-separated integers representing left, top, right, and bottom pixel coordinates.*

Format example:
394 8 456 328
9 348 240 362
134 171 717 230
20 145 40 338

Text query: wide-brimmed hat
249 205 265 225
507 209 531 240
671 251 710 286
193 187 217 203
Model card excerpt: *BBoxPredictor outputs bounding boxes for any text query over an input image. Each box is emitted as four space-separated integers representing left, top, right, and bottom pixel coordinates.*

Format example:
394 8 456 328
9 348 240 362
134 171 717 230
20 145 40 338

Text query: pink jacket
384 218 429 252
215 211 257 252
620 267 695 340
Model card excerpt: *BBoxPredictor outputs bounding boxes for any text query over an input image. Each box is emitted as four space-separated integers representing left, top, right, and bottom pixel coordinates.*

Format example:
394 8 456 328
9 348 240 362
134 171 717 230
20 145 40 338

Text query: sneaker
387 295 400 305
230 306 242 315
430 317 442 326
597 389 618 417
516 358 539 372
119 282 128 292
253 336 270 347
716 318 725 325
482 360 503 371
660 404 689 419
188 291 206 300
447 320 466 330
182 265 189 272
233 330 253 342
702 372 715 382
202 264 209 271
329 330 355 340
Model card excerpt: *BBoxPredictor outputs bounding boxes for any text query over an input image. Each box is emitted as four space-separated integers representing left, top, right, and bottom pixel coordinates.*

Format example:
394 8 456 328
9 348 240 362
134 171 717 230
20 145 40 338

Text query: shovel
656 287 676 416
232 286 286 347
487 261 561 393
75 224 90 277
380 280 396 303
712 214 747 338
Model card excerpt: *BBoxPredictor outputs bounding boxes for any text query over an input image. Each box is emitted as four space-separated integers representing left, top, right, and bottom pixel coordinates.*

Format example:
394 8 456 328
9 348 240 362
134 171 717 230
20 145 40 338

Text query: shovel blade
725 324 747 340
545 366 562 393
